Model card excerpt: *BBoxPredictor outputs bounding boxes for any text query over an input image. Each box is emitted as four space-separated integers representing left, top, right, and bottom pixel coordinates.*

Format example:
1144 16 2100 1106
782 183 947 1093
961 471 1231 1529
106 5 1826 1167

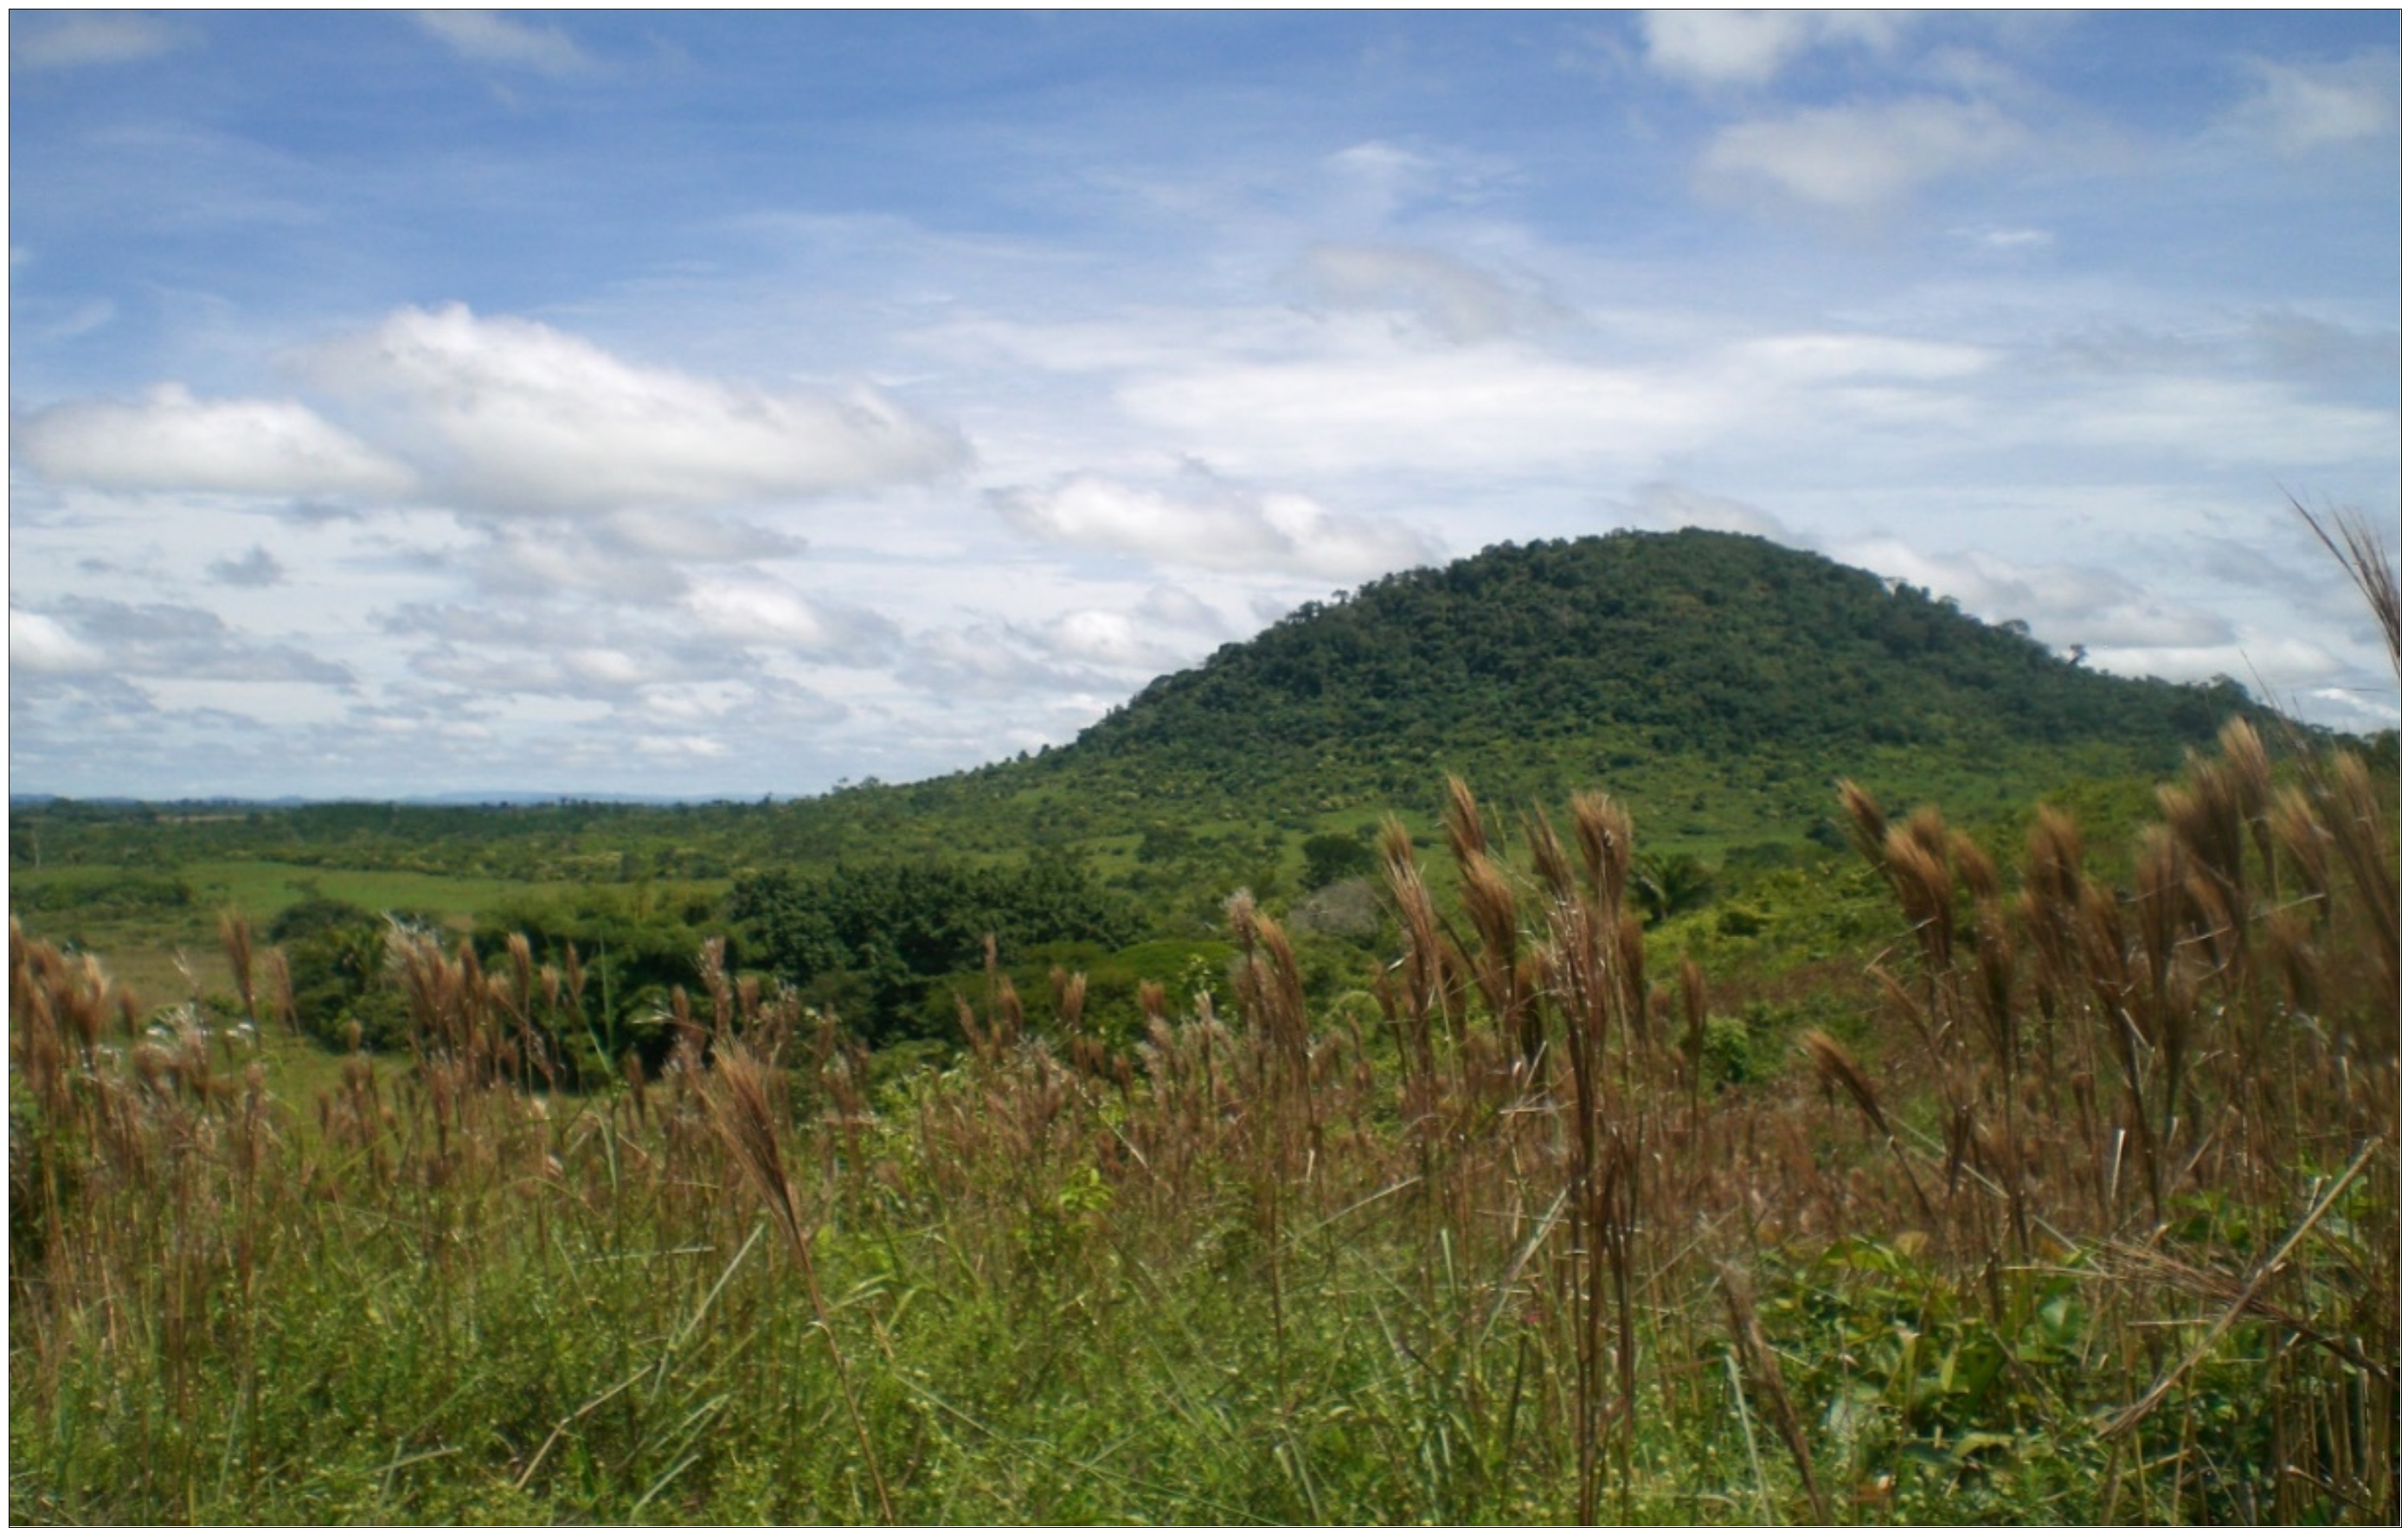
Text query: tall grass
10 714 2397 1523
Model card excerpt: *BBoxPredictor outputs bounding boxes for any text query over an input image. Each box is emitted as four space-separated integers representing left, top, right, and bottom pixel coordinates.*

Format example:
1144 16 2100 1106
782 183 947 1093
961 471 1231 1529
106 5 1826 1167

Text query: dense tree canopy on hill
1059 530 2260 800
11 530 2310 885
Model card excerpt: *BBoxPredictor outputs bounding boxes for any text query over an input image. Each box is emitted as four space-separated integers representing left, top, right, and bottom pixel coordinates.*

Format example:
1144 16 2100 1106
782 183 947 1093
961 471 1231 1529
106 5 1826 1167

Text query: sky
9 10 2402 801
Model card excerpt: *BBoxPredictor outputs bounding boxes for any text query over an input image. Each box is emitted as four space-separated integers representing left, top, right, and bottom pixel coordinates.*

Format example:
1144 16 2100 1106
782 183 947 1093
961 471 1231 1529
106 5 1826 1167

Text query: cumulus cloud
1294 243 1567 343
16 385 418 498
481 524 688 600
10 609 108 673
14 13 187 70
1638 10 1908 89
411 643 645 699
683 575 900 663
415 10 594 77
992 466 1439 580
381 600 776 701
1701 96 2026 210
2229 54 2399 154
297 304 967 515
898 579 1236 703
207 545 286 588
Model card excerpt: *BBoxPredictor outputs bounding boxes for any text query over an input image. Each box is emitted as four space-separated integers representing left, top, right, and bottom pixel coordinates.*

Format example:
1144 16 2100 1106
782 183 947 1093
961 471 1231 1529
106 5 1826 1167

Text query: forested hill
12 530 2291 880
1030 528 2260 812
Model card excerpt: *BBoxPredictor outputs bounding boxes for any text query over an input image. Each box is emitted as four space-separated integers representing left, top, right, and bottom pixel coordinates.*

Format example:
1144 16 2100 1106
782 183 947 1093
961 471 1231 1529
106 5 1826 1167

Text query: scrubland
10 716 2396 1524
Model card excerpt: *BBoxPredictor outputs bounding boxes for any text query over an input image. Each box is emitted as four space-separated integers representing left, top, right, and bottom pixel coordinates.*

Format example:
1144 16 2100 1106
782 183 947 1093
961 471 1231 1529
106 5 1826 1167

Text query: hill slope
10 530 2276 882
999 528 2260 828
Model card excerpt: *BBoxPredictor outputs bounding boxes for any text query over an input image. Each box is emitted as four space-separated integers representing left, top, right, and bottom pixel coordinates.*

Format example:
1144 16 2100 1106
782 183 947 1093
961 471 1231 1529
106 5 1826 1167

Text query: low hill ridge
10 530 2278 875
1022 528 2257 818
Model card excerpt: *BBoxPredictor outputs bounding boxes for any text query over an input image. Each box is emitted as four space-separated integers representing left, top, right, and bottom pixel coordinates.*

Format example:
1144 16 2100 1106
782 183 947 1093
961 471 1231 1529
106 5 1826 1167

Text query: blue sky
10 10 2400 799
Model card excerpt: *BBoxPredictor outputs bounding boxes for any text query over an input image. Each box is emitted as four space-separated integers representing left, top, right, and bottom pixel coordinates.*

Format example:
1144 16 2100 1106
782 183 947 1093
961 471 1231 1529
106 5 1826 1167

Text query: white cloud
992 467 1439 580
2051 377 2398 467
10 609 107 673
1037 609 1165 670
1638 10 1908 89
16 385 418 499
415 11 594 77
1120 345 1715 476
298 304 968 515
1962 225 2053 252
1135 582 1226 635
1640 11 1813 88
2230 54 2399 154
482 524 688 600
14 13 186 70
1832 537 2236 651
900 624 1116 697
1616 481 1792 541
39 598 356 685
2086 633 2340 689
1294 243 1565 343
2297 685 2403 731
684 575 899 662
597 508 803 562
1731 331 1993 383
633 733 732 759
1701 96 2026 210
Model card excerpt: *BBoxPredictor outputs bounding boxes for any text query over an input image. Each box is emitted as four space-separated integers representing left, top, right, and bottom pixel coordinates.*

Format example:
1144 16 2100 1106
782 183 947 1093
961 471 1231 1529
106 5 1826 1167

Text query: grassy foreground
10 721 2398 1524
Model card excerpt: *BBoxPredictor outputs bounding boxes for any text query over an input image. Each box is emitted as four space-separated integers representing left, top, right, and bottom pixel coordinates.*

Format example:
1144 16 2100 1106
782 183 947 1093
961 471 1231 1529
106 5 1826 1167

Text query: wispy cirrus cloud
414 10 594 78
1700 95 2027 211
2227 53 2399 155
1291 243 1569 343
13 12 190 71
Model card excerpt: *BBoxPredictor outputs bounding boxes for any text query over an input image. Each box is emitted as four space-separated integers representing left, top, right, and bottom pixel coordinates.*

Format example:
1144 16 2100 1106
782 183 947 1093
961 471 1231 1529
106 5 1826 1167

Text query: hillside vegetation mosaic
10 530 2399 1524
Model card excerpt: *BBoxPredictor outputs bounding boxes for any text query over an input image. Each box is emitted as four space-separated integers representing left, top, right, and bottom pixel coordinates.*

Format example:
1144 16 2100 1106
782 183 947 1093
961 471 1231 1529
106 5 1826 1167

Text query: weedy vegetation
10 523 2398 1522
10 712 2395 1523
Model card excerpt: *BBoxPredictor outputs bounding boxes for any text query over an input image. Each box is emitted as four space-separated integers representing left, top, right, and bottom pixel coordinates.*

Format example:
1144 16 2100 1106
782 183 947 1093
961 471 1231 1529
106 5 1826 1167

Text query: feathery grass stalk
1718 1260 1829 1524
699 1043 894 1524
2289 494 2400 676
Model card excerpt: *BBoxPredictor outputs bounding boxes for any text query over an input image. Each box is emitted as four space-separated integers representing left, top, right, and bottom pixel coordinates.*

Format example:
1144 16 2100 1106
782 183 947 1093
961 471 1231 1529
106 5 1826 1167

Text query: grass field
10 721 2396 1524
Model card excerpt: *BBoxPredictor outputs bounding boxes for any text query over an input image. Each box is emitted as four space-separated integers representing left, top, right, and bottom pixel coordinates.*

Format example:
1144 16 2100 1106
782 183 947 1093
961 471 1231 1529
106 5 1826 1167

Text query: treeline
727 854 1144 1047
13 532 2340 892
